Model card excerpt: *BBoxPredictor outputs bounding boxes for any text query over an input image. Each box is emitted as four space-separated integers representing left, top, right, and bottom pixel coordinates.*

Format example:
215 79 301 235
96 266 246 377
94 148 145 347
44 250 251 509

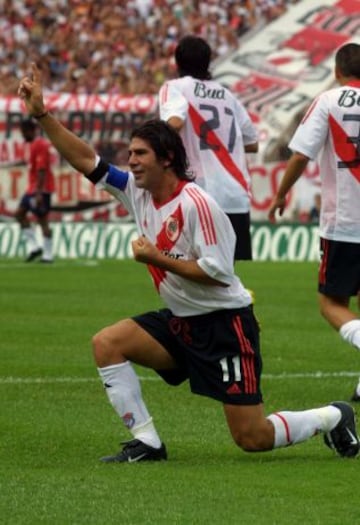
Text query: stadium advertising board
0 222 319 261
0 222 138 260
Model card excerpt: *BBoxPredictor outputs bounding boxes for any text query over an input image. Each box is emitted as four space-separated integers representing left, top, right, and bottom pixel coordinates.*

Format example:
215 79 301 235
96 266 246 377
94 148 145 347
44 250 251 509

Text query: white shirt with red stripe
289 80 360 243
158 76 258 213
97 165 252 316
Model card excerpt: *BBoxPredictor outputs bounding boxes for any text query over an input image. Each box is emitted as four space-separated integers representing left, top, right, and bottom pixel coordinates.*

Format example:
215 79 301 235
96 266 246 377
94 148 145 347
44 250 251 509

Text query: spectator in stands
0 0 297 96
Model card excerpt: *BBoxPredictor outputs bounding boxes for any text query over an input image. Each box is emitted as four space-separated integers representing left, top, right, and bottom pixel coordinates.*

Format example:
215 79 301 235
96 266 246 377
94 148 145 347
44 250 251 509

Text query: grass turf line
1 259 359 525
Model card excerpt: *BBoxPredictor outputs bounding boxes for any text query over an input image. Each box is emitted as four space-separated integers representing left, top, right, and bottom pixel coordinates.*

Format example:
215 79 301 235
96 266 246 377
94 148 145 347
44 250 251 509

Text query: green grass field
1 258 360 525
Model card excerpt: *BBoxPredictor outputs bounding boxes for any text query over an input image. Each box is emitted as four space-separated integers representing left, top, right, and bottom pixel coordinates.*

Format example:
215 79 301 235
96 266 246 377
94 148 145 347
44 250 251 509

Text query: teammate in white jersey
269 43 360 402
159 35 258 260
18 62 360 462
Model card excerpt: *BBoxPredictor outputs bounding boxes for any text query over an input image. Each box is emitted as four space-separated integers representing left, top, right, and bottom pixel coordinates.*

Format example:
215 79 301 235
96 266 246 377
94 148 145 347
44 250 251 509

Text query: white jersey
158 76 258 214
97 165 252 316
289 80 360 243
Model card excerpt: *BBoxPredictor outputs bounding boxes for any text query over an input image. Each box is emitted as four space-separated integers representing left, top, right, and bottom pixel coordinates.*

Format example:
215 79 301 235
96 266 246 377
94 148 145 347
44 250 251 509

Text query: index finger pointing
31 62 41 83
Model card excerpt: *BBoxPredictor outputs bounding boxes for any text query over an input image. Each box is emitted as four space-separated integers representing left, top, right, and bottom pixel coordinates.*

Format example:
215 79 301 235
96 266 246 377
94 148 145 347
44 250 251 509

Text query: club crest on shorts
165 215 180 242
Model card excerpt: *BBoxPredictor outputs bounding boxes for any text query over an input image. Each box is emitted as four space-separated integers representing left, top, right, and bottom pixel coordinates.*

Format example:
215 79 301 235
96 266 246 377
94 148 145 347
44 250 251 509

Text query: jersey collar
346 79 360 88
152 180 189 209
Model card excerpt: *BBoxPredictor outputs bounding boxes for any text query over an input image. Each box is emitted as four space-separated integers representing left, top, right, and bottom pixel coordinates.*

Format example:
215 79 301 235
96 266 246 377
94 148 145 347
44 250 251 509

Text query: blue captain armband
106 164 129 190
86 160 129 190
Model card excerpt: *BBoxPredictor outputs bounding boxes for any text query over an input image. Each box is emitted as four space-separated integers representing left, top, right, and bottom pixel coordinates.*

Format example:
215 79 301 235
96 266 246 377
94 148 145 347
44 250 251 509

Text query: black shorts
227 212 252 260
319 237 360 297
133 306 263 406
19 192 52 218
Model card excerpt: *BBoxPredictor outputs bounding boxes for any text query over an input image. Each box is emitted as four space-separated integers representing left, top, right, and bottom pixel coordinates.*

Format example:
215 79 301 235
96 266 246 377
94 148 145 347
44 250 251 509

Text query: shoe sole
324 402 360 458
25 249 43 262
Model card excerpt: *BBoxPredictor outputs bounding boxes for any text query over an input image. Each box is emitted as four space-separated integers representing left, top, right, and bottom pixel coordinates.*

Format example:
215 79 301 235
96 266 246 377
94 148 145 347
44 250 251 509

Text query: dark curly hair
175 35 212 80
336 43 360 78
130 119 194 181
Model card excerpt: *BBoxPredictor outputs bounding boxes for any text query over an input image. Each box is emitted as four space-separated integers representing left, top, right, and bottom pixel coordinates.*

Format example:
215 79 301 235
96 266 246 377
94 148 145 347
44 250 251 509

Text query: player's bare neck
151 177 181 206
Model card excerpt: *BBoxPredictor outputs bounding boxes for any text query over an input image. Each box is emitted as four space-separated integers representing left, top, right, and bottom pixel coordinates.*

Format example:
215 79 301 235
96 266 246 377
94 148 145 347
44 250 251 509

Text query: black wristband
32 111 49 120
86 158 109 184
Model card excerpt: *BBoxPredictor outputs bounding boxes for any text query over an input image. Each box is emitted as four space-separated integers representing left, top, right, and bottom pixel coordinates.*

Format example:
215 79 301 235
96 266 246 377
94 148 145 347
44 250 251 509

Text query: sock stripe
273 412 291 444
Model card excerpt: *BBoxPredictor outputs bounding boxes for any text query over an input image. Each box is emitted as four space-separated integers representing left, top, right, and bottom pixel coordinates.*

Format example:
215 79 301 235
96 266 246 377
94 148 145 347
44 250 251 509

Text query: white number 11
219 356 241 382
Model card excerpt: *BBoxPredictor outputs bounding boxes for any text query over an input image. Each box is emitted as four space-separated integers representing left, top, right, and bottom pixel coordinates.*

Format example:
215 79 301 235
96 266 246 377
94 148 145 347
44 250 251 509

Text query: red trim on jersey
156 204 184 249
152 180 189 209
188 103 249 192
147 204 185 291
346 80 360 89
319 238 329 286
301 98 319 124
160 82 169 105
329 114 360 183
232 315 256 394
273 413 291 444
185 186 217 245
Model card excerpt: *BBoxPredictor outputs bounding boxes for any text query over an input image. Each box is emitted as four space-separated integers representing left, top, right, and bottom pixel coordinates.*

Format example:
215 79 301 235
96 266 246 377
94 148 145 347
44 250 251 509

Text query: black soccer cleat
351 389 360 402
100 439 167 463
25 248 43 262
324 402 360 458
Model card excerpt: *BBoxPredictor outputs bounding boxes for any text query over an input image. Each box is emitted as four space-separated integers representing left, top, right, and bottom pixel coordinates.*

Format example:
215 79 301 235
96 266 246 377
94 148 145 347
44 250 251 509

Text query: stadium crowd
1 0 299 96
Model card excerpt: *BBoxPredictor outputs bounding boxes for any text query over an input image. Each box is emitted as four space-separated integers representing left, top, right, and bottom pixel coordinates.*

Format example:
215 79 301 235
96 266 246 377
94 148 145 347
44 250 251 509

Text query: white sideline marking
1 371 360 384
0 260 99 269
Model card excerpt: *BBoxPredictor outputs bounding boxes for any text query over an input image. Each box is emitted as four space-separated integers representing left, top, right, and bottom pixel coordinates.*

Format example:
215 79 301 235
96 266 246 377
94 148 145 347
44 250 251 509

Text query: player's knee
232 433 259 451
318 299 328 319
231 427 272 452
92 327 121 366
92 329 106 361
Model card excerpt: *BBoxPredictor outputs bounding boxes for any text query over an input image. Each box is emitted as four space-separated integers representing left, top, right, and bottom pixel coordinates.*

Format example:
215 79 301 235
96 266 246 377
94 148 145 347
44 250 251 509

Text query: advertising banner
0 222 319 262
0 222 138 260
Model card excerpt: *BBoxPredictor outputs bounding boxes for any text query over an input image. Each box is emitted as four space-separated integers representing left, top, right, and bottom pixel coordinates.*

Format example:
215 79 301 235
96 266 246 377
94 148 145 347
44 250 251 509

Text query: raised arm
18 63 97 176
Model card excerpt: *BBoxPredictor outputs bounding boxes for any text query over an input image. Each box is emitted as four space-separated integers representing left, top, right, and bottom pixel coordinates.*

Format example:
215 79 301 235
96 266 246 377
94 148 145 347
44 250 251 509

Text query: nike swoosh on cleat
128 453 148 463
346 428 359 445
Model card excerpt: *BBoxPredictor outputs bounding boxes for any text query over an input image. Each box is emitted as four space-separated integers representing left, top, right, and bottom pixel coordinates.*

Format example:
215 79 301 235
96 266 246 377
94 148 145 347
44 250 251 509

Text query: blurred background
0 0 359 260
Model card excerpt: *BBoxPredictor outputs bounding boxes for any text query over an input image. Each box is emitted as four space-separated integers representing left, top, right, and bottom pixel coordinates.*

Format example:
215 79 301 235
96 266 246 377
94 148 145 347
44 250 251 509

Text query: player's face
128 137 167 190
21 128 35 142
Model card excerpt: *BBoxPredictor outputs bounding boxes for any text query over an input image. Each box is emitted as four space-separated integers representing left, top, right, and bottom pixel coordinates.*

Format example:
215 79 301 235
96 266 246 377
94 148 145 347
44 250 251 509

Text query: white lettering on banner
0 223 319 261
0 224 26 257
251 224 320 261
0 94 158 114
54 223 138 258
288 227 310 261
0 223 138 259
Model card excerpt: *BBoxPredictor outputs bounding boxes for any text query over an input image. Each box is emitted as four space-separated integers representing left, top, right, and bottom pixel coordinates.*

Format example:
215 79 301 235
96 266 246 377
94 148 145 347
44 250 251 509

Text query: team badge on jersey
165 215 181 243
